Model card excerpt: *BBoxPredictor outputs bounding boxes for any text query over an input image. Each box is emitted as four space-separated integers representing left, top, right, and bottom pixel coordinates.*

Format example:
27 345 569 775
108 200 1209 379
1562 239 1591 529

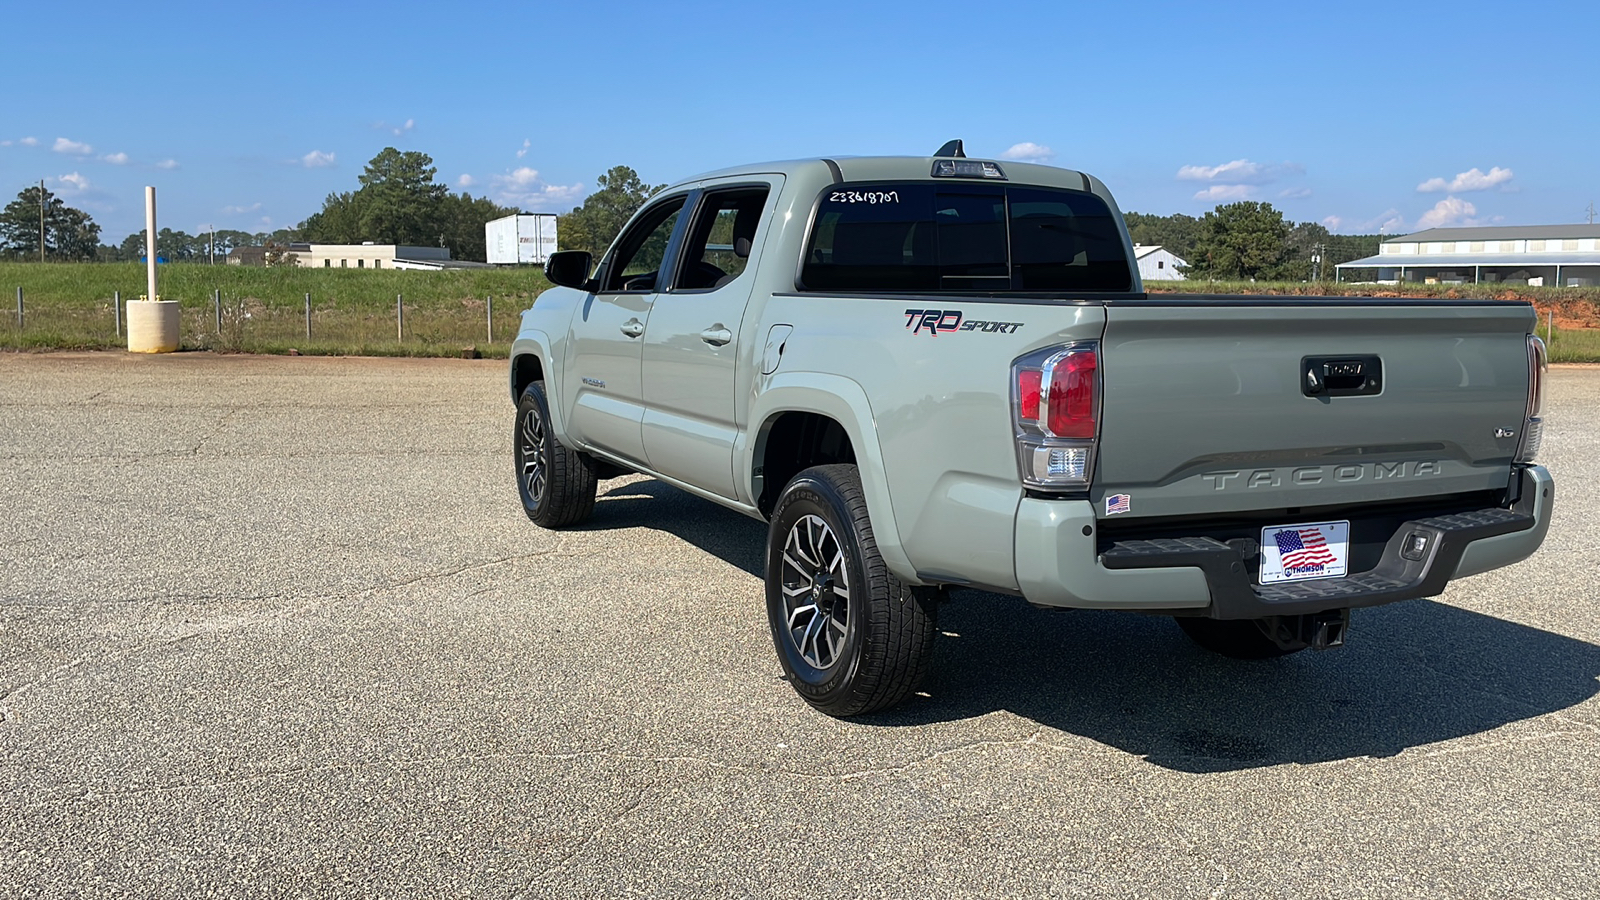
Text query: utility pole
1588 202 1596 225
38 179 45 263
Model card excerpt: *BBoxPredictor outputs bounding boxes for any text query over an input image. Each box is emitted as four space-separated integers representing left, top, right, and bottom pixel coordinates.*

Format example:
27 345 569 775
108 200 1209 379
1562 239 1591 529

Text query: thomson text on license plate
1259 521 1350 584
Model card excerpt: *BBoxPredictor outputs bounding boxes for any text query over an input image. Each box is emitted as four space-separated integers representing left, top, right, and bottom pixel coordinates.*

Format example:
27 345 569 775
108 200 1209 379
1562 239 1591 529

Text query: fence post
396 293 404 342
486 295 493 343
1548 309 1554 345
114 289 121 336
305 293 312 340
15 287 21 330
213 289 221 335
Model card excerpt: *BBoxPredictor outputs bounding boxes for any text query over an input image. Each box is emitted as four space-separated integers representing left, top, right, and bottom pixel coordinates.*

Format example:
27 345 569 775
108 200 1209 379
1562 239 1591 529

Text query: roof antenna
934 139 966 158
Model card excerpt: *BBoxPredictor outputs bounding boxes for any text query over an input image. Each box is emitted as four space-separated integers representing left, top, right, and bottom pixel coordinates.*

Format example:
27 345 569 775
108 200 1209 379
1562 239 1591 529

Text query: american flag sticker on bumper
1259 520 1350 584
1105 493 1131 515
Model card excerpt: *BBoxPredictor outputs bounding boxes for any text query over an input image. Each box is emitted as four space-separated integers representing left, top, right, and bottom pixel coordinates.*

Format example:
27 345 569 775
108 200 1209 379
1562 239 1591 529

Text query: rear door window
673 187 771 291
801 183 1132 293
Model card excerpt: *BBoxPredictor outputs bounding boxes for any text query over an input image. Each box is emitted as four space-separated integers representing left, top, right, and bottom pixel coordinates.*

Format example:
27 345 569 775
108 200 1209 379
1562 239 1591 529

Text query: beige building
1336 225 1600 286
294 243 452 270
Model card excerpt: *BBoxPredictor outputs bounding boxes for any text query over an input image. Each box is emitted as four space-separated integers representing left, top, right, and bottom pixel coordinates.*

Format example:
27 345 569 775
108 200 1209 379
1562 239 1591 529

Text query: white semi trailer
486 213 559 265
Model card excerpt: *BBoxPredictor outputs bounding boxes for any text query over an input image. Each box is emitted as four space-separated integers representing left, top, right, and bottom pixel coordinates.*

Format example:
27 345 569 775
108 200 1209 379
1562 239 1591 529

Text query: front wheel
515 382 596 528
766 464 936 717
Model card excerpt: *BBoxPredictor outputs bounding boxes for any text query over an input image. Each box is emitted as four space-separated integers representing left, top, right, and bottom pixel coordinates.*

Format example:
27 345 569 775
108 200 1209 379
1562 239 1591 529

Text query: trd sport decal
904 309 1024 336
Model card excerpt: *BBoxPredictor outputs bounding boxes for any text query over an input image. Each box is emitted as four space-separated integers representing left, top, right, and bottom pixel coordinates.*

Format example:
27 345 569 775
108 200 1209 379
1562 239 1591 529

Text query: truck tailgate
1094 300 1534 518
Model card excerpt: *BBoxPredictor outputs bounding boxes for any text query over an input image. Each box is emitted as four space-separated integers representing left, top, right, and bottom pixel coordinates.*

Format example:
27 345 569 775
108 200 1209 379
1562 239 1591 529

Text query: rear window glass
801 183 1132 293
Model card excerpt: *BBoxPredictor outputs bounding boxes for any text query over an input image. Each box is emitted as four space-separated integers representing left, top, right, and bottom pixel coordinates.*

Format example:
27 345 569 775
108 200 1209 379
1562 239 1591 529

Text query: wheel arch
743 374 919 584
509 329 568 442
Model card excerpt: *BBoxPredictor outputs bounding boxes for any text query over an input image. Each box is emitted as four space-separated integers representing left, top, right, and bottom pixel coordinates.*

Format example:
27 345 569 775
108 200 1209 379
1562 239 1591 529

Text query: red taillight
1018 370 1042 421
1046 349 1097 438
1012 341 1099 489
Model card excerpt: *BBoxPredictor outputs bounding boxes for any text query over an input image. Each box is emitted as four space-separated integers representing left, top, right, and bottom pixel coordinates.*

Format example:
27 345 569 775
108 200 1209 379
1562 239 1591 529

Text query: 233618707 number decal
904 309 1023 336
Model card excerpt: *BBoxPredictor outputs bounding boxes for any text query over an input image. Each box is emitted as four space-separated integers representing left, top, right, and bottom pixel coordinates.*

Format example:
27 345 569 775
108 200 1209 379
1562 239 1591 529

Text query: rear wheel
1173 617 1303 660
766 464 937 717
515 382 596 528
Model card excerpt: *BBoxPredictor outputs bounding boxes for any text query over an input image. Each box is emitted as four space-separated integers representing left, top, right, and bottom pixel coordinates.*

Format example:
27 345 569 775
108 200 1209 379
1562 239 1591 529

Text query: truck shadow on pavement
588 478 1600 774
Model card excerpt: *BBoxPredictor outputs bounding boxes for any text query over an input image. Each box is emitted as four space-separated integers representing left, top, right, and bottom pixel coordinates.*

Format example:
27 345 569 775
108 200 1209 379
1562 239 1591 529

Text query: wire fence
2 287 526 357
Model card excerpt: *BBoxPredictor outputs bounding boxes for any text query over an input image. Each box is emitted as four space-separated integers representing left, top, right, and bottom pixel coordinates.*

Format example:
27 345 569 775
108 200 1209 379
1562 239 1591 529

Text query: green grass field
0 262 552 357
1544 324 1600 363
3 263 1598 361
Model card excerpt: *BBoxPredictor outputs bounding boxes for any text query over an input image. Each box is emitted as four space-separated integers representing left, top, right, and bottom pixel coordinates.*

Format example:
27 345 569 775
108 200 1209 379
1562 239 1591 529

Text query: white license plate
1259 520 1350 584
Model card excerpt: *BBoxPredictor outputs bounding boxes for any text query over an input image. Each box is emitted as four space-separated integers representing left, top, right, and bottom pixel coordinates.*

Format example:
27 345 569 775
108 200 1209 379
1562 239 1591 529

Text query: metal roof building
1336 224 1600 287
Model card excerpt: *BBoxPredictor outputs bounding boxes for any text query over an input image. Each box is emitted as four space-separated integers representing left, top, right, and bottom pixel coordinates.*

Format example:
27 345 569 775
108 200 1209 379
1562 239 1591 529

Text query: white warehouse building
1134 244 1187 281
1336 224 1600 286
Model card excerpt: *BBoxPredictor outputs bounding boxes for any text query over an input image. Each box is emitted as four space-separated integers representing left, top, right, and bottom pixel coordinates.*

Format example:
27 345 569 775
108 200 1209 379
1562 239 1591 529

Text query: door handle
620 318 645 338
699 325 733 346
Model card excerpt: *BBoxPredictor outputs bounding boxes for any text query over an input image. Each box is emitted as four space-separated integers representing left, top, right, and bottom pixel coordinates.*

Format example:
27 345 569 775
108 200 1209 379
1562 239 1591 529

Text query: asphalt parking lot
2 352 1596 899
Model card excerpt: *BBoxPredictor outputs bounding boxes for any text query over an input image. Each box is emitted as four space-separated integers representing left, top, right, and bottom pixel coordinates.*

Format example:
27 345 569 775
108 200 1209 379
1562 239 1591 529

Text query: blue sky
3 0 1596 241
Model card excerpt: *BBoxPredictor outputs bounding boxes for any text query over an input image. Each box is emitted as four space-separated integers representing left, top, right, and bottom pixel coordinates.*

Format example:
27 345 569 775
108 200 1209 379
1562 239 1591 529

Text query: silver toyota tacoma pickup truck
509 142 1554 717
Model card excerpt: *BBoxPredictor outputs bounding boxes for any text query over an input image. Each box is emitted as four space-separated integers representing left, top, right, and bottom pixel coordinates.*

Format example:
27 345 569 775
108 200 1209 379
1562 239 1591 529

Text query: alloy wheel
779 514 852 670
519 406 547 506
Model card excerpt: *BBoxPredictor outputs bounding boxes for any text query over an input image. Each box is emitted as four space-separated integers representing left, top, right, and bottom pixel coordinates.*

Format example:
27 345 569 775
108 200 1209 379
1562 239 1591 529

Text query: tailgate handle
1303 355 1382 398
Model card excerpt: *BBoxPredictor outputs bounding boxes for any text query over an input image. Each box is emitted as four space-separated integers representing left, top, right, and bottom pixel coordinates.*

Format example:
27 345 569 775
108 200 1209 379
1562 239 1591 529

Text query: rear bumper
1015 465 1553 618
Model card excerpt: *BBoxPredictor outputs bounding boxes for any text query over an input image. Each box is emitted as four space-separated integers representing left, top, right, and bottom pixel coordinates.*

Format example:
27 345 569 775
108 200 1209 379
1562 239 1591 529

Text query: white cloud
301 150 337 168
222 202 262 215
502 167 540 187
395 118 414 136
101 152 130 165
1192 184 1255 202
1367 209 1406 233
516 139 530 159
1176 159 1303 185
1415 196 1483 230
53 137 93 155
54 172 91 192
1000 142 1054 164
492 166 585 209
20 136 39 146
1279 187 1313 199
0 140 9 147
458 174 476 187
1416 166 1513 193
1322 215 1344 231
155 158 179 170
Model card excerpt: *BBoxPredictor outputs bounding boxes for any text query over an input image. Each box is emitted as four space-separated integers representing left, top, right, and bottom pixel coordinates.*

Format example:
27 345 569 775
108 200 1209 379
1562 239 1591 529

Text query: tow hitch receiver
1257 608 1350 652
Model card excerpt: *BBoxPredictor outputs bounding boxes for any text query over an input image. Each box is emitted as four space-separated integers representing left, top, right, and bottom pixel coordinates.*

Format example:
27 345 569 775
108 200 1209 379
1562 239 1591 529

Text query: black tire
1174 616 1303 660
765 464 937 717
515 382 596 528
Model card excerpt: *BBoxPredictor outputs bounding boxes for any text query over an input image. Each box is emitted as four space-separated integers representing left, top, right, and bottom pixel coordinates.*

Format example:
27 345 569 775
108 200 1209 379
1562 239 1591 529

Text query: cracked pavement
2 352 1597 899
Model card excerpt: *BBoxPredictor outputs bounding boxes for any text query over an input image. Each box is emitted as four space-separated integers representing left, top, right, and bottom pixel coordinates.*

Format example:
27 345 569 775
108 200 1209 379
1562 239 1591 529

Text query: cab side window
602 196 686 292
673 188 770 291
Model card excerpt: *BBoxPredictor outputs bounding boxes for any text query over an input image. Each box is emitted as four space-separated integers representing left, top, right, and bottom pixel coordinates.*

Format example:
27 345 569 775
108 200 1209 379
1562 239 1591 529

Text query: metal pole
1548 310 1554 345
39 180 45 263
486 295 493 343
213 289 221 334
305 292 312 340
144 186 158 302
114 289 121 336
15 287 22 329
396 294 404 342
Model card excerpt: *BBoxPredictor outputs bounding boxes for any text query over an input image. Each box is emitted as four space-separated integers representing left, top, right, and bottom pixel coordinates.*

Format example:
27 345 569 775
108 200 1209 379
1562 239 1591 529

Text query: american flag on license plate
1275 527 1337 569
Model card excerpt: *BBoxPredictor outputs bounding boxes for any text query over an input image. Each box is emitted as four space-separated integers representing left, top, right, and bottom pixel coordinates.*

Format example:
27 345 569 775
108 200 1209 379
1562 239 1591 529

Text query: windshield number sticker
829 190 899 204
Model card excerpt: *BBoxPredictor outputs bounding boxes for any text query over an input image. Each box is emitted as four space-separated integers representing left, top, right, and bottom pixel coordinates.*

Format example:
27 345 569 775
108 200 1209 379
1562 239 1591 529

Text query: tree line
1126 203 1381 281
1 153 1382 281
